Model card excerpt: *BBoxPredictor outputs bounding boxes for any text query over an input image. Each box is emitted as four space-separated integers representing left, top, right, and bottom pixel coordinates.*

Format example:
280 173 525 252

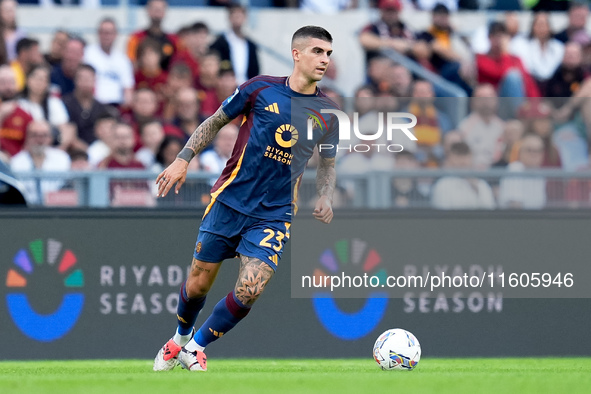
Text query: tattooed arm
156 107 231 197
313 156 336 224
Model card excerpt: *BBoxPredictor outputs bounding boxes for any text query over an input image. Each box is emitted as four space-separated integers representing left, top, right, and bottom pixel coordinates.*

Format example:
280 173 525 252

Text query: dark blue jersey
207 75 339 222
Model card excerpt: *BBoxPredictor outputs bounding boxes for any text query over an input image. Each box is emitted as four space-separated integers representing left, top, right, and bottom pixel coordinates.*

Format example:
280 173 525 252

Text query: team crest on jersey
223 88 239 105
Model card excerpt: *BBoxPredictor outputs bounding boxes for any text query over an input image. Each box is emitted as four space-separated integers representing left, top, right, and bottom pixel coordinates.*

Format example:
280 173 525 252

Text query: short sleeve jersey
210 75 340 222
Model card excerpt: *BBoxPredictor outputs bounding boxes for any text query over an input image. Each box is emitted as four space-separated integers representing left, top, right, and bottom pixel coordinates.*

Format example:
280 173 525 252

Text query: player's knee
185 276 212 298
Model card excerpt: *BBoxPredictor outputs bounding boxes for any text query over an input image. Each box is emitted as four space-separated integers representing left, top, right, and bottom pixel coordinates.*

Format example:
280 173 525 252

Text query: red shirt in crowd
476 53 540 98
0 106 34 156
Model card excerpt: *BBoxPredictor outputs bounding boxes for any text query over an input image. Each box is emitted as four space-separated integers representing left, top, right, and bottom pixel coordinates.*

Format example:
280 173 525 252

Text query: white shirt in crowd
84 44 135 105
499 161 547 209
18 97 69 127
458 113 504 169
224 30 249 85
431 176 496 210
87 140 110 168
135 147 156 169
200 150 230 175
10 147 71 205
510 38 564 81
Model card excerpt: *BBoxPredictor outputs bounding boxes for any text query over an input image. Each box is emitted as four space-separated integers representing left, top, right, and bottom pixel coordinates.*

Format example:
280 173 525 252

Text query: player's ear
292 48 300 62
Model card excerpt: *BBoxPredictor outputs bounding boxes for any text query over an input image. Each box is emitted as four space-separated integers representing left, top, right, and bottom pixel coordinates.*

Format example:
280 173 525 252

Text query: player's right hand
156 158 189 197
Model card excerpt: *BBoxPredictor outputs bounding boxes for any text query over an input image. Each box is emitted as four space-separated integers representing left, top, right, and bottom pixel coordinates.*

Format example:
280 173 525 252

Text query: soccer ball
373 328 421 371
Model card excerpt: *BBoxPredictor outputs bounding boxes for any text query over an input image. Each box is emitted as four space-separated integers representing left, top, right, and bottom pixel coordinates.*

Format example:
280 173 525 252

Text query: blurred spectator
391 150 428 208
11 37 43 92
44 30 69 67
1 0 25 62
0 63 16 100
389 63 412 98
517 100 561 168
18 65 72 150
62 64 113 147
442 129 462 157
84 17 134 108
98 123 144 170
70 149 90 171
127 0 178 71
134 38 168 105
50 36 85 97
300 0 353 13
471 12 526 56
200 123 238 174
121 87 182 147
39 0 100 7
510 12 564 84
431 142 496 210
499 133 546 209
554 2 590 44
493 119 525 167
405 80 452 166
545 42 585 98
359 0 414 65
10 120 70 205
122 87 158 146
215 68 238 111
210 4 259 85
171 22 209 83
367 55 394 94
0 65 32 157
161 62 194 121
152 134 199 172
135 119 165 168
415 3 472 95
88 113 116 168
354 85 376 118
458 84 504 169
196 51 221 119
413 0 458 11
171 86 201 140
476 22 540 98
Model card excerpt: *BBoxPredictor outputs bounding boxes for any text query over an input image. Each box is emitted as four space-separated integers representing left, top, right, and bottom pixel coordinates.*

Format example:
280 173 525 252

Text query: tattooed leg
234 255 275 306
190 255 274 350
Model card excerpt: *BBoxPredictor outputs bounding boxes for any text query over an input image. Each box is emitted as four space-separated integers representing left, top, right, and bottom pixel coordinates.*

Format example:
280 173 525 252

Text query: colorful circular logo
5 239 84 342
275 124 299 148
312 238 389 340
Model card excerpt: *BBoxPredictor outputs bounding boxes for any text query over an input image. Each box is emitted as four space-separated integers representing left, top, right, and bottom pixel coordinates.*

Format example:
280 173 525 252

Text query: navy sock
194 292 251 347
176 280 207 336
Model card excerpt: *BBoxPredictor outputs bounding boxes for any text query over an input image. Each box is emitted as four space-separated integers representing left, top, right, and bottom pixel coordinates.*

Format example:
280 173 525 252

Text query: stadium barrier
11 168 591 209
0 209 589 359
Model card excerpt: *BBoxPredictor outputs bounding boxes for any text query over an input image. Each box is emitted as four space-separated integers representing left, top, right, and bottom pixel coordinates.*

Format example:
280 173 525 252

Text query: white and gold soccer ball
373 328 421 371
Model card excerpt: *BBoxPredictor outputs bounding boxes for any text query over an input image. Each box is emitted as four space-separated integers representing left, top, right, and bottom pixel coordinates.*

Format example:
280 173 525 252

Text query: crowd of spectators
0 0 590 209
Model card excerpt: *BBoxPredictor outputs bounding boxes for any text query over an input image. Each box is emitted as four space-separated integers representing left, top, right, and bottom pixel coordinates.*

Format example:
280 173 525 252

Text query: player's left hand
313 196 333 224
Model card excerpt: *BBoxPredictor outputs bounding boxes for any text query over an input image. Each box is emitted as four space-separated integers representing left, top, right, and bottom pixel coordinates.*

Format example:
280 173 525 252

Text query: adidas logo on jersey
264 103 280 114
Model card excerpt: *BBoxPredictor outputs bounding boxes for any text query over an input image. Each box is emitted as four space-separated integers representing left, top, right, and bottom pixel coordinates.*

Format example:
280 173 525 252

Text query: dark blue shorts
193 201 290 270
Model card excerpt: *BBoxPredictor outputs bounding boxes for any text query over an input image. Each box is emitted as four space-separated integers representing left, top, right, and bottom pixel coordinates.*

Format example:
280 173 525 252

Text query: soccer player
153 26 338 372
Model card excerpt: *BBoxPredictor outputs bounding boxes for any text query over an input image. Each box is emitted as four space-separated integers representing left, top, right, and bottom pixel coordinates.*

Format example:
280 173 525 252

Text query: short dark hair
191 22 209 34
77 63 96 75
449 142 471 156
228 4 246 14
16 38 39 55
488 21 507 37
70 150 89 162
291 26 333 46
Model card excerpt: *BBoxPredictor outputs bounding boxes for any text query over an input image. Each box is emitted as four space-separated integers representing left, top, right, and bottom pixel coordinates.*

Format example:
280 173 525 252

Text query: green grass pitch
1 358 590 394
